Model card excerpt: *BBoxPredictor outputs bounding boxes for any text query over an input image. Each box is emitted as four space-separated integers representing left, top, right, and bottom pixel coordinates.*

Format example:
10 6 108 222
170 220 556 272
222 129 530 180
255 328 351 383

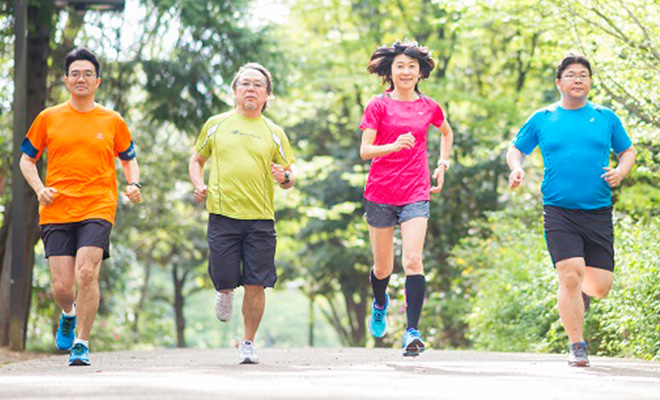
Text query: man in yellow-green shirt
189 63 295 364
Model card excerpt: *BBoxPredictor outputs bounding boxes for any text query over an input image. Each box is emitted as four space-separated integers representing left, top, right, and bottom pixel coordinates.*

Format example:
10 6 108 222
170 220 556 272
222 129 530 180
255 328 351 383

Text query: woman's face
391 54 420 91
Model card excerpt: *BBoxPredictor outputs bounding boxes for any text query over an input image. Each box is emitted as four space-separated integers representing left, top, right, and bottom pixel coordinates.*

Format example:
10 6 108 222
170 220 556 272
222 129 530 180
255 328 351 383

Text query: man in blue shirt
507 54 636 367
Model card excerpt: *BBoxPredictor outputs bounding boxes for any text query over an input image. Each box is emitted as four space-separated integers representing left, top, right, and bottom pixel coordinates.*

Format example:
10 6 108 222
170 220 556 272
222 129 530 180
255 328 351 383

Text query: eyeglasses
561 73 590 81
238 81 266 90
69 71 97 79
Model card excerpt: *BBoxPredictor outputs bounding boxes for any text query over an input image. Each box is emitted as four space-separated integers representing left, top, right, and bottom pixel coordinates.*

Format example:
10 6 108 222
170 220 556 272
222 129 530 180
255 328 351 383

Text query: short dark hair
367 40 435 92
231 63 273 111
556 53 592 80
64 47 101 77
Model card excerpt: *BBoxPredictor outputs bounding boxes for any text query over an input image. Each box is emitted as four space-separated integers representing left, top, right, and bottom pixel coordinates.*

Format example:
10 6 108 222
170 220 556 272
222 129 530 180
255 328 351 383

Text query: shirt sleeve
114 116 136 160
195 119 215 159
512 112 541 155
431 101 445 128
359 97 383 131
608 111 632 154
272 129 295 168
20 112 47 159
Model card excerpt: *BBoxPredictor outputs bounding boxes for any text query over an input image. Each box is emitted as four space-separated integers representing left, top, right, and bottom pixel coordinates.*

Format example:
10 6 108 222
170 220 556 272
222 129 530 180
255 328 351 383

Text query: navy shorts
41 219 112 260
207 214 277 291
364 200 430 228
543 205 615 271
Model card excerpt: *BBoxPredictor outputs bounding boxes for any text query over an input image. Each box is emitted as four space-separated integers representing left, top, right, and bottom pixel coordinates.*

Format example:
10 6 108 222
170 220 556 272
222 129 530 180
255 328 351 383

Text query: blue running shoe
369 294 389 338
402 328 425 357
55 315 76 351
69 342 90 366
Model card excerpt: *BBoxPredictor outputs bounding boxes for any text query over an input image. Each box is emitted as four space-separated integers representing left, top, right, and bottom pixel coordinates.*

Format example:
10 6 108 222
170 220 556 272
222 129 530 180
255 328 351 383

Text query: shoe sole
402 338 426 357
568 360 590 367
55 340 73 351
69 359 90 366
239 358 259 365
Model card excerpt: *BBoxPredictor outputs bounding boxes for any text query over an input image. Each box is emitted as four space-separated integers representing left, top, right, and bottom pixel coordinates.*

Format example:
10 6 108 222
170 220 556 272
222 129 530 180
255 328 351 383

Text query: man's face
556 63 591 101
65 60 101 99
234 69 268 113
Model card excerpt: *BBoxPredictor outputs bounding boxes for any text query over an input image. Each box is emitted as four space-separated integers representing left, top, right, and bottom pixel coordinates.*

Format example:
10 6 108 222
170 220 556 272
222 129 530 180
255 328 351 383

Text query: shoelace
572 344 587 357
61 318 74 335
373 309 385 322
71 344 86 356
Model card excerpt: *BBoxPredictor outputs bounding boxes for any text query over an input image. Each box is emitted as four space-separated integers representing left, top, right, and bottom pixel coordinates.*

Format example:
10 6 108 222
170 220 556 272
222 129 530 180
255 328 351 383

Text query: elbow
359 148 370 161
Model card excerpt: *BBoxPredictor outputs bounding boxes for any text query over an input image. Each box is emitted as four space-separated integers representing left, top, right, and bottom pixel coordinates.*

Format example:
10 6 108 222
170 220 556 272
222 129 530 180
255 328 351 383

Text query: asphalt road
1 348 660 400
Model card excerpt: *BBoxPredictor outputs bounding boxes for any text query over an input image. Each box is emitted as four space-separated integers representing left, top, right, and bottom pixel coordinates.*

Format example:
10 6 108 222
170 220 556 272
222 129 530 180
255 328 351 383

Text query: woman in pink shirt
359 41 454 357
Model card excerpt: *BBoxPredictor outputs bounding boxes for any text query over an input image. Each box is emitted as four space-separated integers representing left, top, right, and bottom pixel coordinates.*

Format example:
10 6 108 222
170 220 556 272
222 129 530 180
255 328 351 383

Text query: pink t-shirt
359 92 445 205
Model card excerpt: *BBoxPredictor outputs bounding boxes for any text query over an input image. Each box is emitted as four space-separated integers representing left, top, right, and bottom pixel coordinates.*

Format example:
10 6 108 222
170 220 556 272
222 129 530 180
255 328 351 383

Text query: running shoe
582 292 591 312
214 290 234 322
69 342 90 366
238 340 260 364
568 342 590 367
402 328 426 357
55 314 76 351
369 294 389 338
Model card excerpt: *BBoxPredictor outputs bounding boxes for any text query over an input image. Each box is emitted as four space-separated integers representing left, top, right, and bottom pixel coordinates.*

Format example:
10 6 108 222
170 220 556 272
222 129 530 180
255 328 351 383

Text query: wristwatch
129 182 142 189
437 159 451 170
282 171 291 184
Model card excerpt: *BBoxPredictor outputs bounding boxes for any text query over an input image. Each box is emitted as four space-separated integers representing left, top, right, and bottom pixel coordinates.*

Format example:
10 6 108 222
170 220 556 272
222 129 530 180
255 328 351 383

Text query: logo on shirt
418 111 425 115
230 130 261 140
589 117 595 123
96 133 104 139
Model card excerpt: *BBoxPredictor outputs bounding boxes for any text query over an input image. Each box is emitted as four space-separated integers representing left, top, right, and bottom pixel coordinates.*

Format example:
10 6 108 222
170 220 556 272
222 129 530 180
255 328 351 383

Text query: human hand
509 167 525 189
601 167 624 188
390 132 416 152
271 162 286 183
193 184 208 203
37 187 57 206
430 167 445 193
125 184 142 204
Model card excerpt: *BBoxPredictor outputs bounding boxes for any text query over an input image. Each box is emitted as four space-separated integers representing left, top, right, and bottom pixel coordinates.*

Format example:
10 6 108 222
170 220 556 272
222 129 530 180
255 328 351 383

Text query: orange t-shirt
21 102 136 225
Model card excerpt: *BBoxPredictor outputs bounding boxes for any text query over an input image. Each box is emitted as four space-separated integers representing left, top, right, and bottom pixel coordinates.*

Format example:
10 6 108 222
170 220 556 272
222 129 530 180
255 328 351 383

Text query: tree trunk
0 1 54 349
172 263 185 348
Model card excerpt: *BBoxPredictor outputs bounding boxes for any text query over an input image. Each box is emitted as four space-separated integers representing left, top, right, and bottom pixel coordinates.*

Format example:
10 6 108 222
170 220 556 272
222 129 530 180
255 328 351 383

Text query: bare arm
189 152 208 203
506 145 526 189
360 128 415 160
19 153 56 206
120 158 142 204
431 120 454 193
601 146 636 187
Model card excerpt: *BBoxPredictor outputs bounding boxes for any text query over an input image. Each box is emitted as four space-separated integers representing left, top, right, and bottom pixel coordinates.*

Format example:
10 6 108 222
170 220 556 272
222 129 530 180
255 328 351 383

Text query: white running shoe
214 290 234 322
238 340 260 364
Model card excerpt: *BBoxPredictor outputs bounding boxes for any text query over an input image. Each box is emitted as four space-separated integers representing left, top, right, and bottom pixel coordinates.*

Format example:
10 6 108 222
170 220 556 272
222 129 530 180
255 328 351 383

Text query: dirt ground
0 347 50 366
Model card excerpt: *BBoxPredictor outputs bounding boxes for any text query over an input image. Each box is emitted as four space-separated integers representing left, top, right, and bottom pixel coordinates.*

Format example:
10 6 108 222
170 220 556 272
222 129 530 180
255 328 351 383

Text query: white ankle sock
62 303 76 317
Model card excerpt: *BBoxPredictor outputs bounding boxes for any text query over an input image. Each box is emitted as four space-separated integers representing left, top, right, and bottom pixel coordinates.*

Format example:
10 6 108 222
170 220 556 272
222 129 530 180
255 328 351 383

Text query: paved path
1 348 660 399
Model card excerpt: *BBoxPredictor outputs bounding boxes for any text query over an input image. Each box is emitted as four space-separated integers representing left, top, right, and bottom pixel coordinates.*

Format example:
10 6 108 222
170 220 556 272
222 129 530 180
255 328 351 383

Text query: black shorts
207 214 277 291
543 205 614 271
41 219 113 260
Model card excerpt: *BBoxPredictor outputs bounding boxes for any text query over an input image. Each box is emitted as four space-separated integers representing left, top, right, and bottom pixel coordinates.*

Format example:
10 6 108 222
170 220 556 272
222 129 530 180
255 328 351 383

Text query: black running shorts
41 219 113 260
207 213 277 291
543 205 615 271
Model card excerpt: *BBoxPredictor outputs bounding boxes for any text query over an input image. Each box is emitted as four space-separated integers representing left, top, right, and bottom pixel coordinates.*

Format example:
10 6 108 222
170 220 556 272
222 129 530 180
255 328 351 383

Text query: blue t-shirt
513 101 632 210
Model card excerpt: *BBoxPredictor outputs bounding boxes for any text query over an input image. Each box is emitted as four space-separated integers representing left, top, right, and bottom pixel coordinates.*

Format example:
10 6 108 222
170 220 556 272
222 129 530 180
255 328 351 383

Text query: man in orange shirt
19 48 142 366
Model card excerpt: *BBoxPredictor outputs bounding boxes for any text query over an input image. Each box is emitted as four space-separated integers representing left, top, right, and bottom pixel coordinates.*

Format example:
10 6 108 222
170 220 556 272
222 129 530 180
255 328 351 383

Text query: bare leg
49 256 76 313
368 226 395 279
556 257 586 343
242 284 265 341
582 266 613 298
74 247 103 340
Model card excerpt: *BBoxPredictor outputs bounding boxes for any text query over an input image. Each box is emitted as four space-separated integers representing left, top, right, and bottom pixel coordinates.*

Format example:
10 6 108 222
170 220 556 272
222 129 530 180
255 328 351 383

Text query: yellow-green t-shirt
195 110 295 220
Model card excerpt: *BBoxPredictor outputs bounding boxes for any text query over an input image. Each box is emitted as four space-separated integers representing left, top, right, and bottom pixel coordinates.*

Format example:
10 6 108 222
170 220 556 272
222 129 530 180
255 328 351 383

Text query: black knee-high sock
370 269 390 308
405 275 426 330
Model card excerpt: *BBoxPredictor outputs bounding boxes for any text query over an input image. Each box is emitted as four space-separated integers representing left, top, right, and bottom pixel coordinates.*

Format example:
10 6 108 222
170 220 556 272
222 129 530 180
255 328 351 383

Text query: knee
591 285 611 299
403 253 424 275
559 270 582 291
51 280 72 298
76 263 99 287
